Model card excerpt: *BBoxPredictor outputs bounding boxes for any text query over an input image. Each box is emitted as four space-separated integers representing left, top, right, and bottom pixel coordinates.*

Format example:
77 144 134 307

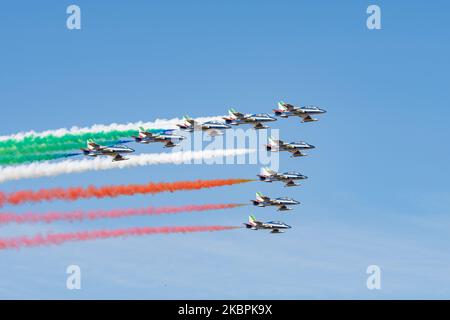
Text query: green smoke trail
0 152 81 166
0 129 165 156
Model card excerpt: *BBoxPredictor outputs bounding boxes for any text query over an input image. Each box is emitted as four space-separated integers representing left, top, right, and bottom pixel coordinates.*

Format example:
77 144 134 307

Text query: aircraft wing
301 115 317 122
112 154 128 162
289 150 306 157
253 122 267 129
284 180 297 187
164 141 176 148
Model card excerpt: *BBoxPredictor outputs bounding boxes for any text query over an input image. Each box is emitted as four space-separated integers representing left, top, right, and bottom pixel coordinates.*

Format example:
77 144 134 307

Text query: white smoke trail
0 115 224 141
0 149 254 183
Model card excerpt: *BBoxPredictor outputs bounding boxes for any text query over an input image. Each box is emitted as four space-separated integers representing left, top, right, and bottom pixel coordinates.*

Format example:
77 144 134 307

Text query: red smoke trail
0 179 252 207
0 203 244 225
0 225 240 250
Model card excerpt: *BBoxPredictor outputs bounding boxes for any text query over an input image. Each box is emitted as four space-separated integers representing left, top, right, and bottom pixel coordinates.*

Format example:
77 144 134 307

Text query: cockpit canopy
205 120 224 125
302 106 320 110
267 221 285 225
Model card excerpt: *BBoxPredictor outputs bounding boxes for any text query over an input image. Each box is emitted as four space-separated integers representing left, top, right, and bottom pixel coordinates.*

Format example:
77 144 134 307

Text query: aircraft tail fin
268 136 278 146
182 115 195 125
86 139 96 150
261 167 275 176
255 192 265 202
228 108 238 117
278 101 287 110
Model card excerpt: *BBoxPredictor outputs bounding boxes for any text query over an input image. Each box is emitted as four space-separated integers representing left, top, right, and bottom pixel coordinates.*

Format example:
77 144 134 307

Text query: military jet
80 139 134 161
243 215 292 233
266 136 315 157
223 108 276 129
132 127 185 148
251 192 300 211
273 101 326 123
257 167 308 187
177 116 230 136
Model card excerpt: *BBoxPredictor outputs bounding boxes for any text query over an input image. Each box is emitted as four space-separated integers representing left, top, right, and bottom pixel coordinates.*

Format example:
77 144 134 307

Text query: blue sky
0 0 449 299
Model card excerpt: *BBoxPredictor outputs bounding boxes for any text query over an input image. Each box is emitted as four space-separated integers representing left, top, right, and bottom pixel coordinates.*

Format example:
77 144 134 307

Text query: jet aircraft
133 127 185 148
266 136 315 157
223 108 276 129
80 139 134 161
251 192 300 211
273 101 326 122
177 116 230 136
257 167 308 187
243 214 292 233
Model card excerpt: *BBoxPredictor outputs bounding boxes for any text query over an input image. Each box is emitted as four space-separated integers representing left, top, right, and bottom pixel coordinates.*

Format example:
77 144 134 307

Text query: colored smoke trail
0 152 80 166
0 225 240 250
0 115 223 142
0 203 245 225
0 131 160 156
0 178 253 207
0 149 255 184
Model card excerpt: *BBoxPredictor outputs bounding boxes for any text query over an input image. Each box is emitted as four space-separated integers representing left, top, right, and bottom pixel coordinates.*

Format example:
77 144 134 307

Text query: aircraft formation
81 101 326 165
0 99 326 250
76 100 326 234
243 100 326 234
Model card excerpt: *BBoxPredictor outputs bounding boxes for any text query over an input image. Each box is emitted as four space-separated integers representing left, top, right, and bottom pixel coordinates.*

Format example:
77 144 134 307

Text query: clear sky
0 0 449 299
